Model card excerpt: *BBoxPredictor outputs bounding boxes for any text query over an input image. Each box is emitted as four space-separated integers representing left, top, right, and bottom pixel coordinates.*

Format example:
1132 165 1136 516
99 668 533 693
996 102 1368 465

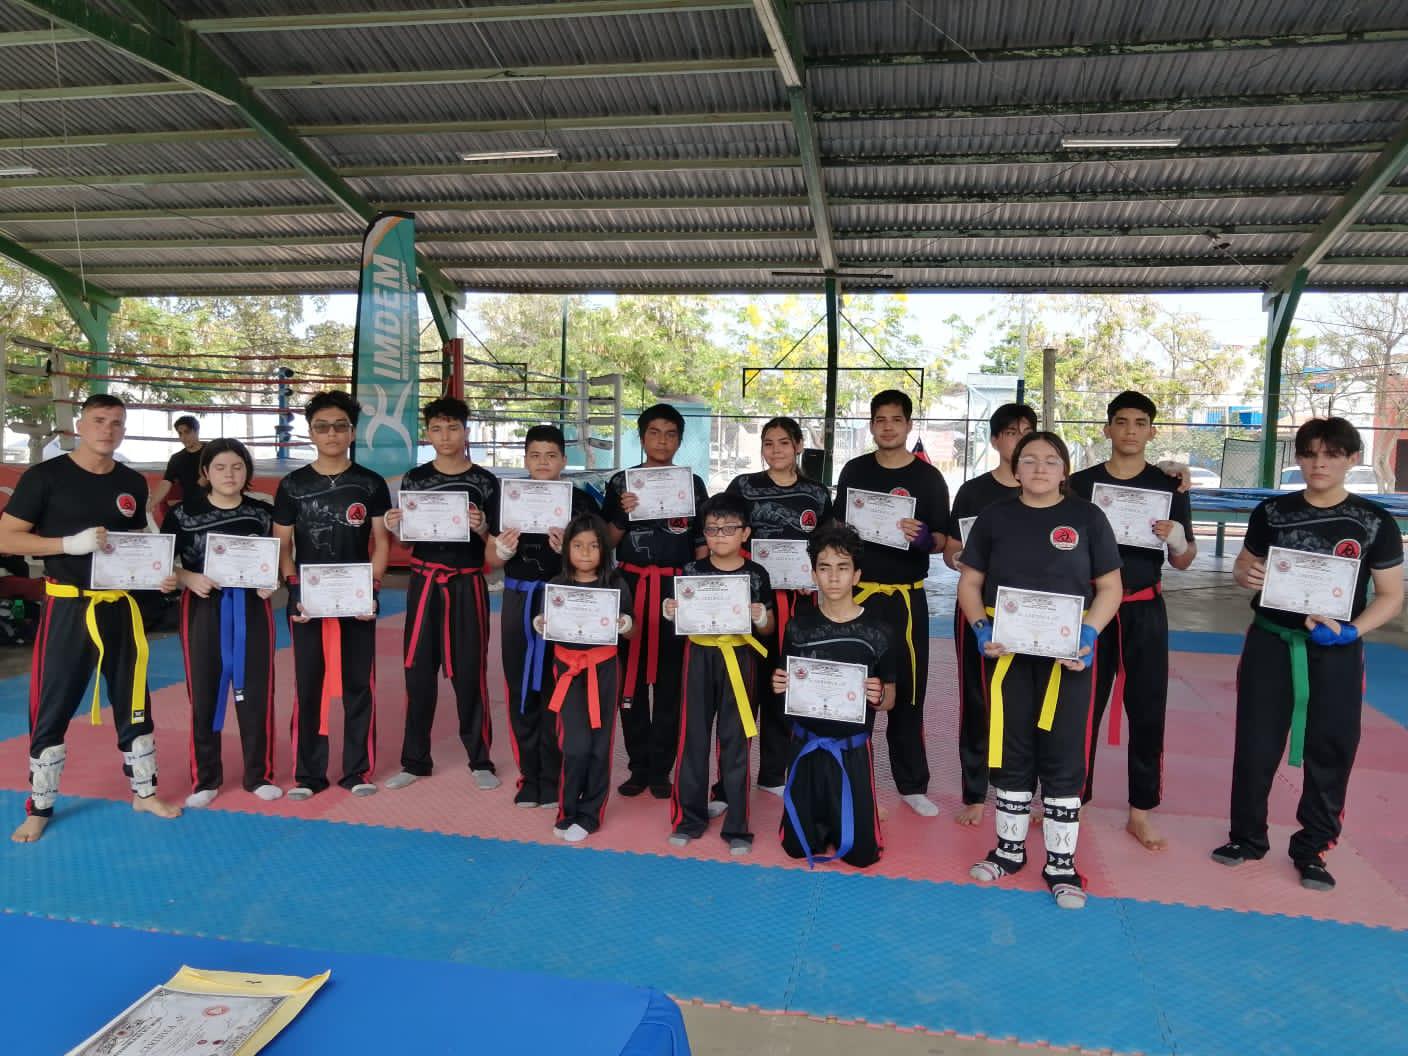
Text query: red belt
548 644 617 729
1108 582 1162 745
620 562 680 693
405 558 485 678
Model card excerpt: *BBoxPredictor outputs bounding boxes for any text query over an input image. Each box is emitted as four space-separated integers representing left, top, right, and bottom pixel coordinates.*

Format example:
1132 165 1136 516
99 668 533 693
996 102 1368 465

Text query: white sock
384 771 418 790
707 800 727 818
351 782 377 797
758 784 784 797
185 788 218 809
473 770 501 791
902 793 940 817
563 824 590 843
252 784 283 801
993 787 1034 866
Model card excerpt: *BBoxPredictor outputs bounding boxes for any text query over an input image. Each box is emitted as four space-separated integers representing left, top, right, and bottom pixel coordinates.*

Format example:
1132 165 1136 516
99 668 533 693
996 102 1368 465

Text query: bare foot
133 795 182 820
1126 809 1167 851
10 815 48 843
955 803 985 826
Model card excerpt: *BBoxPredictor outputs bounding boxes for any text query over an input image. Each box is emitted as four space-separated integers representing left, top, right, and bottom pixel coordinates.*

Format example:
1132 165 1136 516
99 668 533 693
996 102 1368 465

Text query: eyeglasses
311 420 352 435
1018 457 1064 469
703 524 745 537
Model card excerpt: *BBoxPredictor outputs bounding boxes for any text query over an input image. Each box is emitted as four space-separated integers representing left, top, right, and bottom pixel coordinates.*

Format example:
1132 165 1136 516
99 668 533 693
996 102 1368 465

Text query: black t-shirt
166 493 275 574
781 604 898 738
1243 491 1404 629
1069 463 1193 593
163 446 204 503
835 453 950 583
398 461 500 568
504 485 600 582
948 471 1019 543
724 471 833 540
962 495 1123 609
601 465 709 568
5 455 148 586
677 556 775 611
272 463 391 566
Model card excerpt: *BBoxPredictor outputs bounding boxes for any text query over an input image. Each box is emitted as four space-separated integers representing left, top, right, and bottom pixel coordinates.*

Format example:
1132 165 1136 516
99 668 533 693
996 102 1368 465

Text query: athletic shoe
649 783 672 799
706 799 728 818
1210 841 1265 866
617 776 647 797
384 771 418 790
1295 857 1336 891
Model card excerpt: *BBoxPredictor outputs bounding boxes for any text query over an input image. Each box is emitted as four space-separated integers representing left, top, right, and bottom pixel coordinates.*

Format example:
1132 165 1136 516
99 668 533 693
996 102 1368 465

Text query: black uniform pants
988 653 1097 801
1085 593 1169 810
1230 623 1363 861
618 565 685 787
553 647 618 833
502 581 561 803
857 583 930 795
27 590 156 816
953 607 989 806
181 589 276 793
754 589 810 788
780 732 882 868
673 641 756 843
289 613 377 792
401 569 493 775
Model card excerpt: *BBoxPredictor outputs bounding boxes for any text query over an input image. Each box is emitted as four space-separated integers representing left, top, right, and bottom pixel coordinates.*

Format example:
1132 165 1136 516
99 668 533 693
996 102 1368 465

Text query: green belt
1252 613 1310 768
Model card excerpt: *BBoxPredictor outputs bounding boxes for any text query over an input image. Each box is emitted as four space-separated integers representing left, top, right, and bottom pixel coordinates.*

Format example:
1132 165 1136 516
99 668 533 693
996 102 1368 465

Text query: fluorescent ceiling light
752 0 803 89
460 147 559 162
0 166 39 177
1060 137 1182 149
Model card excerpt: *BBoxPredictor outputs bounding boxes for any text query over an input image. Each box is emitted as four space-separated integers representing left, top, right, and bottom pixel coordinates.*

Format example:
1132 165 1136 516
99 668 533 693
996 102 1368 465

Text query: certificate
90 531 174 590
500 479 573 534
542 583 620 646
299 562 375 618
752 538 814 591
1261 545 1359 622
399 490 471 542
673 573 751 635
1090 483 1172 550
68 985 284 1056
846 487 916 550
991 585 1084 660
625 465 696 522
204 533 279 590
783 655 868 725
958 516 977 547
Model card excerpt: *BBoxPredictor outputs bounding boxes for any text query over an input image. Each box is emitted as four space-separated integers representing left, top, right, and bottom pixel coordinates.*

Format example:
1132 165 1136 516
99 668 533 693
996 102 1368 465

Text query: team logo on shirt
345 502 367 526
800 510 817 531
115 493 137 517
1334 539 1362 559
666 517 690 534
1050 526 1079 550
890 487 911 498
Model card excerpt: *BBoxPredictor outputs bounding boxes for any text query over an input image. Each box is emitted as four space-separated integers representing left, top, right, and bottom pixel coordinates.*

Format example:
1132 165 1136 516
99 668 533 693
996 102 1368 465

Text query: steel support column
1259 269 1308 487
821 276 841 486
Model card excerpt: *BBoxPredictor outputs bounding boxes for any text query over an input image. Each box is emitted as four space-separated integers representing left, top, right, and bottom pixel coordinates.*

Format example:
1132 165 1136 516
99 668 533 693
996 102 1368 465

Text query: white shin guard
124 734 157 798
993 787 1034 865
29 744 67 812
1043 795 1082 876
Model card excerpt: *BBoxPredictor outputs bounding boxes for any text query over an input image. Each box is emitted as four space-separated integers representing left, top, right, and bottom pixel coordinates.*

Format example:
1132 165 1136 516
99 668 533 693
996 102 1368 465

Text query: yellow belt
983 605 1083 768
687 633 767 738
45 581 150 726
855 580 925 704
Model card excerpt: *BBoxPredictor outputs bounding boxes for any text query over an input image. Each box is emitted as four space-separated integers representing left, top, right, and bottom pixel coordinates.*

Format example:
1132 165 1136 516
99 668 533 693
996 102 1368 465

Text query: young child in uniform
534 514 635 843
664 493 775 855
168 438 281 806
958 431 1123 909
1213 417 1403 891
774 522 897 869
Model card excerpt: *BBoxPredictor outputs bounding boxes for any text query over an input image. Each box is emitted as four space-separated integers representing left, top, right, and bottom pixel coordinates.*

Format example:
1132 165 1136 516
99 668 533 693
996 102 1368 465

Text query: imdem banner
351 212 420 479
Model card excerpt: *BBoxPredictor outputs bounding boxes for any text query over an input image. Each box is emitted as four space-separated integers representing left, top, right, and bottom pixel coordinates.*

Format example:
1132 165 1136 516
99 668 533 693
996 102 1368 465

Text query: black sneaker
649 782 673 800
1210 841 1266 866
1295 857 1336 892
617 776 647 797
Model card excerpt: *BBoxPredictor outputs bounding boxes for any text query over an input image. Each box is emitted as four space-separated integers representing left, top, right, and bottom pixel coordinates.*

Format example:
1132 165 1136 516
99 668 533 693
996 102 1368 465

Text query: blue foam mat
3 913 686 1056
1 790 1403 1056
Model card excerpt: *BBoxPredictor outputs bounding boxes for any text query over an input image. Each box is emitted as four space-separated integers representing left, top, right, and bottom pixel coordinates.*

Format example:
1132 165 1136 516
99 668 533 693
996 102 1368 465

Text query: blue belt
783 721 870 868
503 577 547 713
215 587 248 732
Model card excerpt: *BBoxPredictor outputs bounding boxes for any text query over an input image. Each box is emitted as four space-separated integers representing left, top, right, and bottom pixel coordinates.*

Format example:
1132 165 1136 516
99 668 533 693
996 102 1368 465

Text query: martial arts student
725 415 833 794
382 397 501 791
3 394 182 843
601 403 709 799
943 402 1036 826
1212 417 1403 891
1069 391 1196 851
774 523 897 869
491 424 600 808
664 493 775 855
835 389 950 816
168 438 281 806
532 513 635 842
958 431 1122 909
273 390 391 800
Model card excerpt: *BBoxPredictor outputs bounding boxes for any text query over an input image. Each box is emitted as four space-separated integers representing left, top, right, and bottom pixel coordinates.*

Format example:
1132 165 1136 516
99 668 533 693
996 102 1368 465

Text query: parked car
1186 466 1220 489
1279 465 1381 495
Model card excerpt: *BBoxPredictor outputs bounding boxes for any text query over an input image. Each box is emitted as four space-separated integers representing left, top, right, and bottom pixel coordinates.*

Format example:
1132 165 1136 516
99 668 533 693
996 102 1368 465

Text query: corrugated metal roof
0 0 1403 295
